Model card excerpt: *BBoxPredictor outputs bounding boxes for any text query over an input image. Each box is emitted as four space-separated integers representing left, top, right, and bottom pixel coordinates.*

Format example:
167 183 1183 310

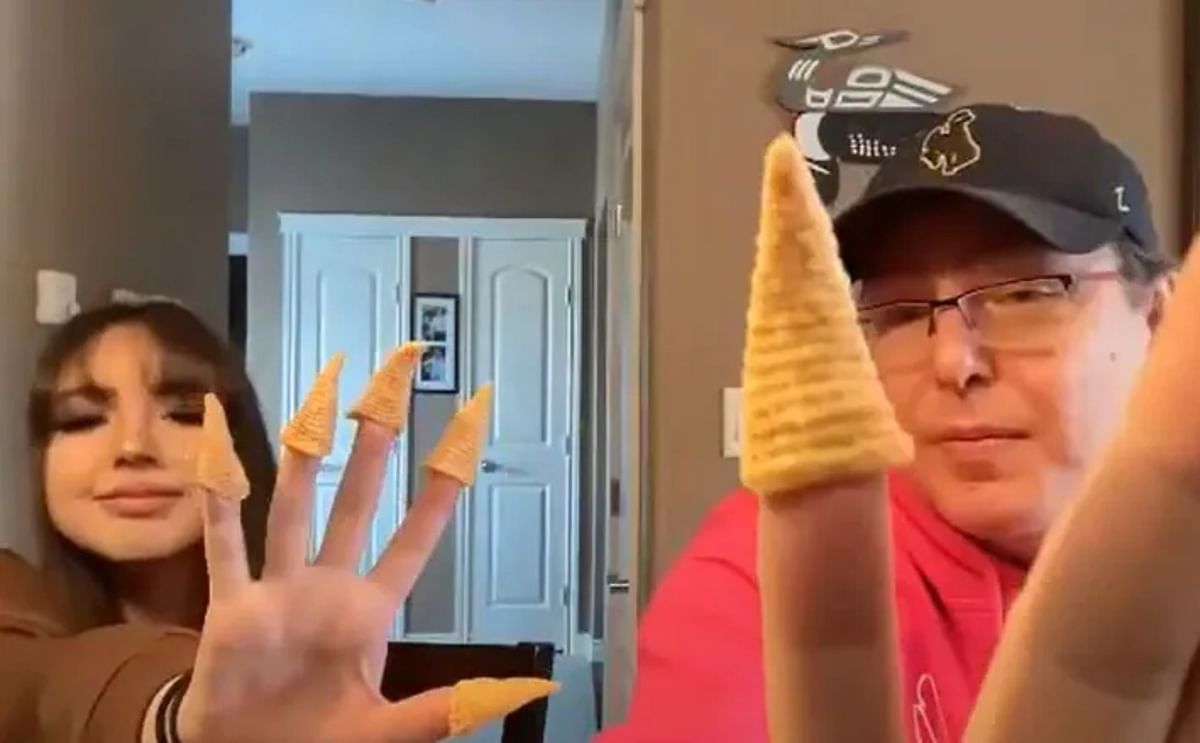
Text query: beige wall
642 0 1183 580
247 94 597 446
406 238 461 634
0 1 231 557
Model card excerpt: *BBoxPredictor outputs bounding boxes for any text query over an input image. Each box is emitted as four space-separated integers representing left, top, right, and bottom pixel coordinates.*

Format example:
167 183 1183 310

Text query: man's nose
930 307 994 393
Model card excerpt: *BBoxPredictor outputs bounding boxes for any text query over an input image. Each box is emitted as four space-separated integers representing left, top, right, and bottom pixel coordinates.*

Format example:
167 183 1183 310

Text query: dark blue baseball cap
834 103 1169 279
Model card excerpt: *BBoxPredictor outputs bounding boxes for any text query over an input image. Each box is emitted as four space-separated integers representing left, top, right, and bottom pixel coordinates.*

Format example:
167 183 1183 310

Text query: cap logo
920 108 982 177
1115 186 1132 214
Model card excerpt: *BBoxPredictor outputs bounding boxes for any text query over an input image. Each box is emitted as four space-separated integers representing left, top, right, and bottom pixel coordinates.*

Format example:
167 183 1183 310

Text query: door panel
291 233 404 579
470 237 571 647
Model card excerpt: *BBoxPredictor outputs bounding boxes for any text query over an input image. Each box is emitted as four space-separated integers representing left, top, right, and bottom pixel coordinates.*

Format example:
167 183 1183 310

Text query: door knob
480 459 501 473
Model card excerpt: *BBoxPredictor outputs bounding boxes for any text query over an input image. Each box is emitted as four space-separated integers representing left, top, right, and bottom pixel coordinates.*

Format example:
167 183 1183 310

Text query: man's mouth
935 425 1028 443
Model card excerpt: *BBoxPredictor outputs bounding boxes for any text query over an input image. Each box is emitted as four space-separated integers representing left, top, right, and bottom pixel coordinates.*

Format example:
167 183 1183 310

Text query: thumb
363 688 451 743
368 677 560 743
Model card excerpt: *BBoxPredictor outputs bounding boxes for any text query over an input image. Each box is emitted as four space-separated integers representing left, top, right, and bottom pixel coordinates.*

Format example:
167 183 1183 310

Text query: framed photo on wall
412 293 459 393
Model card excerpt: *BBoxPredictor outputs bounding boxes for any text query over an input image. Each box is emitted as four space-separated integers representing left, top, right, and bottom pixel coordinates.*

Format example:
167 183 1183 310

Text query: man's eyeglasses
857 272 1123 367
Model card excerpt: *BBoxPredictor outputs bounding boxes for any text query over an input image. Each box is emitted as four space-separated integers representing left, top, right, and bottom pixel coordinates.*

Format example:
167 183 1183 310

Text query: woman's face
43 323 208 562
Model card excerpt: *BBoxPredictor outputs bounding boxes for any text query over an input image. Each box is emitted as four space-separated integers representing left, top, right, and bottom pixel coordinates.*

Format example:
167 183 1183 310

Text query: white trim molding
278 213 587 241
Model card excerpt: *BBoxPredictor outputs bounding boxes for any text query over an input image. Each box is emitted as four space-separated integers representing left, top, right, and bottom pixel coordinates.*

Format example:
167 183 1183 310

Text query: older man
596 103 1175 743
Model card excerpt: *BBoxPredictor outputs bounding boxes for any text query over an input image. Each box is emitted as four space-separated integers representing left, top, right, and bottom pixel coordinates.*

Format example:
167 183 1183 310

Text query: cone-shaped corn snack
195 394 250 501
347 342 423 432
964 238 1200 742
449 677 560 736
741 136 910 496
281 353 344 457
746 135 908 743
424 385 493 486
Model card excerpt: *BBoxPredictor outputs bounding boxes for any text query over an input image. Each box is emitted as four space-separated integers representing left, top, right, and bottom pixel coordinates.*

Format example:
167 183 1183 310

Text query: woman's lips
96 489 184 517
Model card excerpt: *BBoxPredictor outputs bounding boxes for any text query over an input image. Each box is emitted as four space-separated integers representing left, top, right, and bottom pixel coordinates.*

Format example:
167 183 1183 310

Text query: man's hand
743 135 909 743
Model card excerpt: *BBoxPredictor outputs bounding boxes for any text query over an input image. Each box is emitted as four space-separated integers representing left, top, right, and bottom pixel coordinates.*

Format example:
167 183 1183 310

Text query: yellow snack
280 353 345 457
739 134 911 497
424 385 493 485
346 342 423 432
195 394 250 501
448 677 559 736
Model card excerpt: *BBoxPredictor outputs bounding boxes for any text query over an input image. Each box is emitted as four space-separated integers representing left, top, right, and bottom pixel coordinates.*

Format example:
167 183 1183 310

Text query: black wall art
773 28 963 205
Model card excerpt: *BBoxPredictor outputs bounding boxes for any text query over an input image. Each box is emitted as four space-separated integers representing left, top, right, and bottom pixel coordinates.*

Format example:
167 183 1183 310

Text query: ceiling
231 0 607 124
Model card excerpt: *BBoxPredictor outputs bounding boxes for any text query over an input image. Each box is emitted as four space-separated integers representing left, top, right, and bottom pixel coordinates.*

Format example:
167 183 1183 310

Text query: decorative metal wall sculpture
774 29 963 204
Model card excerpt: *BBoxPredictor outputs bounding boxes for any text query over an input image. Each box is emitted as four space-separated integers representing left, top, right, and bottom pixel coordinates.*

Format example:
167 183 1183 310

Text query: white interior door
284 230 407 586
468 236 574 648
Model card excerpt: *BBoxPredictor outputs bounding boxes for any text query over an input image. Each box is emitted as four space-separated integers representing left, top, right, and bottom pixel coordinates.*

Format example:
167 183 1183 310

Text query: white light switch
722 387 742 458
36 270 80 325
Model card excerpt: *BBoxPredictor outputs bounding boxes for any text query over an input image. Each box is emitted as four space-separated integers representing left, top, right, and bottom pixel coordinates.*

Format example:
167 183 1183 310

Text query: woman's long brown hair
27 302 275 630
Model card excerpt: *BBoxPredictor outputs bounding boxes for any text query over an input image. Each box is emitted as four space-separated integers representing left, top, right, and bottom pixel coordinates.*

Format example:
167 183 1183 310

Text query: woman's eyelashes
48 398 206 433
163 394 205 426
166 409 204 426
51 412 106 434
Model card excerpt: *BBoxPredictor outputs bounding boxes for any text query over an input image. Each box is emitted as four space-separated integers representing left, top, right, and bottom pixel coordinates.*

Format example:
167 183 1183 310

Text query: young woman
1 301 543 743
1 301 274 741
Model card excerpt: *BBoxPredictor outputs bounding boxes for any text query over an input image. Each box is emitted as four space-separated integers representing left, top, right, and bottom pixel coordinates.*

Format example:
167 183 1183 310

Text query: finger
424 385 492 485
202 488 249 600
196 394 251 600
360 688 451 743
759 479 903 743
743 136 909 742
261 449 318 579
370 387 492 598
264 355 343 579
317 345 419 569
368 471 459 599
315 420 394 569
363 678 560 743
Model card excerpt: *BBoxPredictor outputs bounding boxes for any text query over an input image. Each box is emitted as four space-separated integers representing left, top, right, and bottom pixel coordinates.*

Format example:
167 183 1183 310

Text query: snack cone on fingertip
196 394 250 501
449 677 560 736
424 384 493 485
347 342 423 432
740 134 911 497
281 353 344 457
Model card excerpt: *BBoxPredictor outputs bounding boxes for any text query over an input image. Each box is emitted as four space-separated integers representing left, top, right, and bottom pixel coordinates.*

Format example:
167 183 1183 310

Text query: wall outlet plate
722 387 741 459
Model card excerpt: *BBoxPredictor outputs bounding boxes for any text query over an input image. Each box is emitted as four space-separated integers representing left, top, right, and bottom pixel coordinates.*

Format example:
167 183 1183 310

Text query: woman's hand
176 350 553 743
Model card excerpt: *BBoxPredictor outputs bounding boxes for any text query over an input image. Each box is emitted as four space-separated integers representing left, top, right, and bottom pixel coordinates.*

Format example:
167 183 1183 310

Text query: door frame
596 0 646 722
278 213 587 653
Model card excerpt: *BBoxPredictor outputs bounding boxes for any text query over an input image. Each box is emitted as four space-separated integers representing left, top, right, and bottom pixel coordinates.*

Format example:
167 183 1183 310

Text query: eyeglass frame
856 270 1125 341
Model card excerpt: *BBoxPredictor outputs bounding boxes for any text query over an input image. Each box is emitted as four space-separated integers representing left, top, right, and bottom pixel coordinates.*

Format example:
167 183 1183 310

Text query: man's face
856 197 1164 563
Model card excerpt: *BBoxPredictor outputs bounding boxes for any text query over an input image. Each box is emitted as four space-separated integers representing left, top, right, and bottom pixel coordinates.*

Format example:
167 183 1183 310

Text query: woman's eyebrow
52 383 112 405
154 376 209 399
